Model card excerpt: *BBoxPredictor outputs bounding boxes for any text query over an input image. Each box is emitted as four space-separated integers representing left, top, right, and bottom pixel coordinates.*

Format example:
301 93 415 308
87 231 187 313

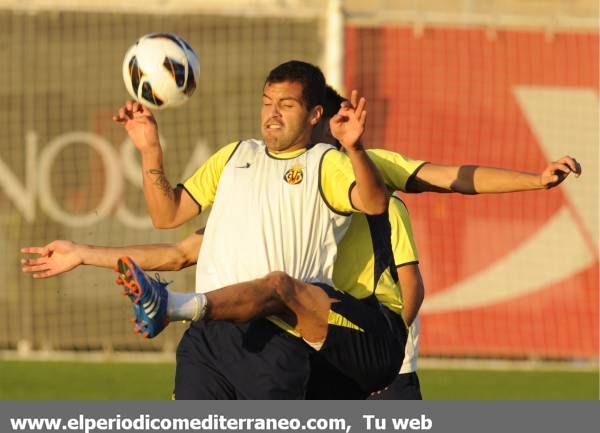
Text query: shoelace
151 273 172 287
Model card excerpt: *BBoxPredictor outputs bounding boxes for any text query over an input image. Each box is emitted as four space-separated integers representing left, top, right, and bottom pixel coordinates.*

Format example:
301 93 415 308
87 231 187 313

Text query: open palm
21 240 83 279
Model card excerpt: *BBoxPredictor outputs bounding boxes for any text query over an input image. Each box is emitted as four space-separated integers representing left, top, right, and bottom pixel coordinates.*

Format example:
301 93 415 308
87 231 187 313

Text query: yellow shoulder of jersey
367 149 426 191
389 196 419 265
182 141 239 209
319 149 356 214
319 148 426 213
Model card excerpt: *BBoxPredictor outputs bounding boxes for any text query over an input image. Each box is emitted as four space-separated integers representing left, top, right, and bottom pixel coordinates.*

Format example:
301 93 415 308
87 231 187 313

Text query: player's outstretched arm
408 156 581 194
330 90 389 214
112 100 199 228
21 230 203 279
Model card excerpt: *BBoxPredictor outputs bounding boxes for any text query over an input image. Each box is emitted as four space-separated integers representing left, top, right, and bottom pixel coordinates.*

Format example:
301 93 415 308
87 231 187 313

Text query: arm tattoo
146 168 174 199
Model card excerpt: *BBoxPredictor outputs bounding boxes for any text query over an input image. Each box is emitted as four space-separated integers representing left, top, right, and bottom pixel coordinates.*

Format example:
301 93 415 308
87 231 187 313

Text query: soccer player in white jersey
112 60 408 399
22 81 580 399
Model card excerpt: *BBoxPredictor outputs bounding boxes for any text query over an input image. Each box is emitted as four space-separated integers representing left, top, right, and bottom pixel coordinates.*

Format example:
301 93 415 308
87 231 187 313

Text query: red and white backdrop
0 12 596 357
345 27 598 359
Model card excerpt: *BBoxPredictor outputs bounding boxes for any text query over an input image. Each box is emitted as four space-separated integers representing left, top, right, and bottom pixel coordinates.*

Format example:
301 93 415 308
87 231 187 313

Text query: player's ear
309 105 323 126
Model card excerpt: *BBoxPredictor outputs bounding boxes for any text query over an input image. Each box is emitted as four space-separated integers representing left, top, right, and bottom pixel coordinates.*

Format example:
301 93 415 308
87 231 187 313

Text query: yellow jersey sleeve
182 141 239 209
367 149 426 192
389 195 419 265
320 149 357 214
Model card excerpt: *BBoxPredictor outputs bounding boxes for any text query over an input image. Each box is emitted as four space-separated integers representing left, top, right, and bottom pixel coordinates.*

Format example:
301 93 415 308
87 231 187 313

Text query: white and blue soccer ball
122 33 200 110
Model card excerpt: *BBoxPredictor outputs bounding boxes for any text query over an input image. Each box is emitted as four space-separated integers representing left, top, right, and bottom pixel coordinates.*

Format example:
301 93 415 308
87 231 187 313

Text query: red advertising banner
345 27 598 358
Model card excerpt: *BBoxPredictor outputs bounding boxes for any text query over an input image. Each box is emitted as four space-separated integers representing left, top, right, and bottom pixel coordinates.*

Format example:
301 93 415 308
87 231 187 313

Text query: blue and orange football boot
115 256 170 338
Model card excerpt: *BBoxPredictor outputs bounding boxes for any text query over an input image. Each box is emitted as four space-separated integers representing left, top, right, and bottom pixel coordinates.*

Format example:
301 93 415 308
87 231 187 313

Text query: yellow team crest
283 165 304 185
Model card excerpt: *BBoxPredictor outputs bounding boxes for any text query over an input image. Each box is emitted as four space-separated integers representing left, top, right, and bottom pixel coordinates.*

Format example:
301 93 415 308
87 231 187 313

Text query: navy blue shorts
367 372 423 400
310 285 407 396
174 318 311 399
174 284 406 399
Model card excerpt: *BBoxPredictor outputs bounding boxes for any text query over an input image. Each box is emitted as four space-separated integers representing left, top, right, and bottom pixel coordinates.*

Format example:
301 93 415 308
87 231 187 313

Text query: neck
268 141 308 154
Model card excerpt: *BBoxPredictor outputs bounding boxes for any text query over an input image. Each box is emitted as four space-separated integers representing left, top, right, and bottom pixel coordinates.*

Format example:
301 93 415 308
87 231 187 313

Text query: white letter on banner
0 131 37 222
115 136 155 229
38 132 122 227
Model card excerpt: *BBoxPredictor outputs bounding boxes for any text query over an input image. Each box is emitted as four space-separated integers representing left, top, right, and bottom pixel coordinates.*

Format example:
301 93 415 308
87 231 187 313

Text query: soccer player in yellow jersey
308 85 581 399
21 82 581 399
21 141 579 400
21 150 579 399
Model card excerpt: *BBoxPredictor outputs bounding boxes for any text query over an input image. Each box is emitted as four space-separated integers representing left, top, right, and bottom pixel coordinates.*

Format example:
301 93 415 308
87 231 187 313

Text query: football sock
166 291 207 322
303 338 325 351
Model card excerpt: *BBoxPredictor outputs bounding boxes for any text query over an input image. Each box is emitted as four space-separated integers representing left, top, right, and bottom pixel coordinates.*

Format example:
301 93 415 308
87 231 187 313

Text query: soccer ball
122 33 200 110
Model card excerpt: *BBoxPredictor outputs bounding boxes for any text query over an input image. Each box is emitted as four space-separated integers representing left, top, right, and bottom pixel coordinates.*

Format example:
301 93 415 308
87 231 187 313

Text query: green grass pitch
0 360 597 400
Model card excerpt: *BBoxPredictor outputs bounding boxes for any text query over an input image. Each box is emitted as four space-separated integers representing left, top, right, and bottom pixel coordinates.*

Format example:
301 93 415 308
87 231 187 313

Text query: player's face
261 81 321 153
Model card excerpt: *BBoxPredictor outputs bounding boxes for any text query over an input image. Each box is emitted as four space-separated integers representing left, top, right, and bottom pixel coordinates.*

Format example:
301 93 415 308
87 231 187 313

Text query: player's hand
329 90 367 152
21 240 83 279
539 155 582 189
112 100 160 153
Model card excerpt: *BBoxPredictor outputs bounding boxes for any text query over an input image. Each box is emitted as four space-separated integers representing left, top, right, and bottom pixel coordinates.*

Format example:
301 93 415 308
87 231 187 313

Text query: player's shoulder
319 144 348 164
367 148 407 162
241 138 264 148
390 194 409 212
218 138 264 164
211 140 241 158
309 142 338 164
311 142 337 152
222 138 262 153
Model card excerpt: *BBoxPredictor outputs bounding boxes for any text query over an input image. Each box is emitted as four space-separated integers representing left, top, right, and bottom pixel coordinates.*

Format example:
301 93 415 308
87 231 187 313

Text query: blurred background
0 0 597 397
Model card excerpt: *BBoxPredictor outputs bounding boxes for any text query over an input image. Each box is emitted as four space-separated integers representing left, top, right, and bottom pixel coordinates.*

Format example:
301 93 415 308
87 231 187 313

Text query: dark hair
265 60 326 110
310 85 347 149
322 85 346 119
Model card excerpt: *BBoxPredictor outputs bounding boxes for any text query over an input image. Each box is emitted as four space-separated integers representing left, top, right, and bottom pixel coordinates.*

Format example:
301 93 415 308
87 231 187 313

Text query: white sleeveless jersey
195 139 351 294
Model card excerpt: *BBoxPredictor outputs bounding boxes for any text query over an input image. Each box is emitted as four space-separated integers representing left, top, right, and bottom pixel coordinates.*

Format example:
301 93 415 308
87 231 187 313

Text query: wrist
140 146 163 160
344 143 365 154
533 174 546 190
77 244 90 266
